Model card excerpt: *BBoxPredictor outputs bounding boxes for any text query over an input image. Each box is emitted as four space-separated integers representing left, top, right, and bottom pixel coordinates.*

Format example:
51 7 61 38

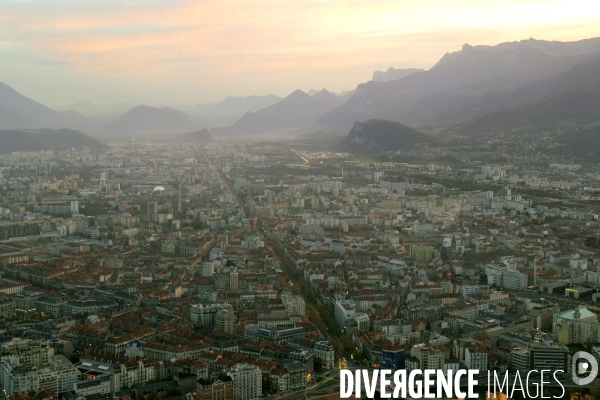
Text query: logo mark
572 351 598 386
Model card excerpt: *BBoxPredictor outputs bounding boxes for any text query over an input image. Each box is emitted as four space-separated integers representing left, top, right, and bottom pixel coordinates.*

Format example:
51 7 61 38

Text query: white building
355 313 370 332
443 360 460 375
314 341 335 369
190 303 233 325
0 355 79 395
241 236 264 250
281 293 306 315
334 300 356 328
227 363 262 400
410 345 444 370
465 346 488 371
486 264 528 290
555 306 600 344
74 374 111 397
570 258 588 270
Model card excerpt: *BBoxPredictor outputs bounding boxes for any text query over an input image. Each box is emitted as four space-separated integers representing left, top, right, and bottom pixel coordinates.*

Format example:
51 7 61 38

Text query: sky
1 0 600 107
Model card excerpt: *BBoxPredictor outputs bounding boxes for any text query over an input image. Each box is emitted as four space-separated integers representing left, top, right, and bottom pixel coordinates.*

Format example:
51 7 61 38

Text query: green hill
341 119 435 154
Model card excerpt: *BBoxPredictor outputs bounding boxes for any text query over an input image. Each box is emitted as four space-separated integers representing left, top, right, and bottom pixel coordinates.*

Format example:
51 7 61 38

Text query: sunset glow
1 0 599 105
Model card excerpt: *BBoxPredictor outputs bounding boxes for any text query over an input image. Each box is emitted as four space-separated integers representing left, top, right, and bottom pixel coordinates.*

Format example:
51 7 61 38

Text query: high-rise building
147 202 158 215
99 172 107 190
281 293 306 315
227 363 262 400
191 303 235 328
510 348 530 372
229 268 239 290
266 190 275 204
191 304 217 325
410 345 444 370
355 313 370 332
410 245 440 262
214 303 236 334
214 272 230 290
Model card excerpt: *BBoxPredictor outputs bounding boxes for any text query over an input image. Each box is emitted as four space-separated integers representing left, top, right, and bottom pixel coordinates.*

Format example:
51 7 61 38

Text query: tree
585 236 600 250
341 335 355 353
136 394 147 400
331 340 341 353
351 349 362 360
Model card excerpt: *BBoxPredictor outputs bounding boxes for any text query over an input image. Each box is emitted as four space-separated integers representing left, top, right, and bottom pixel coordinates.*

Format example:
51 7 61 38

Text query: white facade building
465 347 488 371
227 363 262 400
314 341 335 369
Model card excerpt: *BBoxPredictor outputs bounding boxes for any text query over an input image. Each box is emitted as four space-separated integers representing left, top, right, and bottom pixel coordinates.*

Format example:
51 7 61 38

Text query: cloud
25 62 72 66
0 0 599 105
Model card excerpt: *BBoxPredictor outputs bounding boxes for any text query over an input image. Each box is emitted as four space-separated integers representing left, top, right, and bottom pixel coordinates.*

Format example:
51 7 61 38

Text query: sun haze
1 0 599 106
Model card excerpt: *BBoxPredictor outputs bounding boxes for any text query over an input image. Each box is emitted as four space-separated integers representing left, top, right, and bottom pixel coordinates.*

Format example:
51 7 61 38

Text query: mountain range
55 101 138 117
56 95 284 128
0 129 107 153
171 94 284 127
0 82 91 131
102 105 209 136
2 36 600 144
230 89 352 135
372 67 424 82
446 54 600 134
312 37 600 134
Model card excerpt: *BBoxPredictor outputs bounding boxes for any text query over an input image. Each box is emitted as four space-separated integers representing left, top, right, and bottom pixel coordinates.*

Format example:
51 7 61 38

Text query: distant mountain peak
54 100 138 117
130 104 165 112
312 88 338 102
372 67 424 82
230 89 330 135
278 89 314 106
103 104 206 135
0 80 92 131
287 89 309 98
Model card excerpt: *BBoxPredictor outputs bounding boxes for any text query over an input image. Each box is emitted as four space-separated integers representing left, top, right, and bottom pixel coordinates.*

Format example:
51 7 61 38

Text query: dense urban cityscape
0 135 599 400
2 2 600 399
